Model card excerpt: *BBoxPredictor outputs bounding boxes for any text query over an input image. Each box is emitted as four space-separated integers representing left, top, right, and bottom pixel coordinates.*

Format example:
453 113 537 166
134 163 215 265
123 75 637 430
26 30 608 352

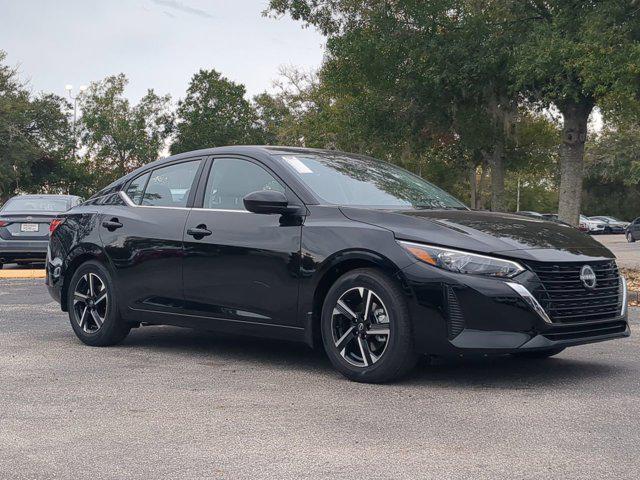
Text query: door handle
102 218 123 231
187 224 212 239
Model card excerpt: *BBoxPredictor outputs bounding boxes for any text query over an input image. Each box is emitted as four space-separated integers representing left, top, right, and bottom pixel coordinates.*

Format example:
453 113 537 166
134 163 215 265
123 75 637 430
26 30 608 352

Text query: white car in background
580 215 606 234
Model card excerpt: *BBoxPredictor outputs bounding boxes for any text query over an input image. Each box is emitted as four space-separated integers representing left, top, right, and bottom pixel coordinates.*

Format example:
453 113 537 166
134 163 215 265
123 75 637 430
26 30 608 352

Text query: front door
182 157 303 328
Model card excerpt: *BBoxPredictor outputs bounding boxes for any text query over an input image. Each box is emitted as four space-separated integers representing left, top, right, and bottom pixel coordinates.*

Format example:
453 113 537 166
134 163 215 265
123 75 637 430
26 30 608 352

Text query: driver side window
203 158 285 210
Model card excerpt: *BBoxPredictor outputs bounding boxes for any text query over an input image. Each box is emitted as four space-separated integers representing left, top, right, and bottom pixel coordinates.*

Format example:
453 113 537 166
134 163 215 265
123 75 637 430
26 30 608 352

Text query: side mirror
243 190 302 215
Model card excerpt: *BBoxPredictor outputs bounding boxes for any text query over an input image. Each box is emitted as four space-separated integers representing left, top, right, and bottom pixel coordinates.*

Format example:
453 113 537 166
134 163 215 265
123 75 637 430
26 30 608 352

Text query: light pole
65 84 87 158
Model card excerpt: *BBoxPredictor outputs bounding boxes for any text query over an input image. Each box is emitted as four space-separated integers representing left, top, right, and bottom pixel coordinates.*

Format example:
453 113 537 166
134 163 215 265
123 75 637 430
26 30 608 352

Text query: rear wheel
320 268 418 383
512 347 565 359
67 260 130 346
627 232 635 243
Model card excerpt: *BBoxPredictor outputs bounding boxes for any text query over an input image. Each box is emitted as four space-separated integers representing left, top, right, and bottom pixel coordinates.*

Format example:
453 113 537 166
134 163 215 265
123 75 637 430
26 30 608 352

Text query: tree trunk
558 101 593 226
489 142 506 212
476 160 489 210
469 164 477 209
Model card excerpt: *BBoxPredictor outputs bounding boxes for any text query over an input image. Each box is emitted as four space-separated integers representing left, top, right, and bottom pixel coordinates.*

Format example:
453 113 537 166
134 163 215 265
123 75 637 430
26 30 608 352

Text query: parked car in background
589 216 629 234
626 218 640 243
46 146 629 383
580 215 606 234
0 194 82 269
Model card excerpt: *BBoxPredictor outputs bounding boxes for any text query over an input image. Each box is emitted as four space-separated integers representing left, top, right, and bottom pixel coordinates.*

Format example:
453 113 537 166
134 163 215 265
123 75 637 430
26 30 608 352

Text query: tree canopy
79 74 174 188
0 51 75 202
171 69 262 154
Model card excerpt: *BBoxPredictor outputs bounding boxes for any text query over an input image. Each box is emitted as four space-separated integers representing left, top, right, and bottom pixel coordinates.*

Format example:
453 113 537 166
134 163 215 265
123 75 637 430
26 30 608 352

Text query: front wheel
512 347 565 359
627 232 635 243
67 260 130 346
320 268 418 383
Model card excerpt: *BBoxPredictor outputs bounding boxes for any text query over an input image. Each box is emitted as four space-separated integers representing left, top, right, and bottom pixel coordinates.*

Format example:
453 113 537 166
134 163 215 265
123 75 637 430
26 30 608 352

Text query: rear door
182 156 303 328
98 158 204 317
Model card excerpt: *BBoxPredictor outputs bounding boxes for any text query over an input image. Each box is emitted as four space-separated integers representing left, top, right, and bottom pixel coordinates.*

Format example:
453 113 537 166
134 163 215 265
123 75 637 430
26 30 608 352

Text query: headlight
398 241 524 278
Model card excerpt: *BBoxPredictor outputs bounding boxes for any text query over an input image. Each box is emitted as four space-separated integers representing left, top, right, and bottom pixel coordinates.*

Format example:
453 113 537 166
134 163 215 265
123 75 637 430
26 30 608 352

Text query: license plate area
21 223 39 232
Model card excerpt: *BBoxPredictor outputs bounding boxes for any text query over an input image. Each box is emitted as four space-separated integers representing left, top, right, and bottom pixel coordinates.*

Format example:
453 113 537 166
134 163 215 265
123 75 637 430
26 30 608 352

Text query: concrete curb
0 270 45 279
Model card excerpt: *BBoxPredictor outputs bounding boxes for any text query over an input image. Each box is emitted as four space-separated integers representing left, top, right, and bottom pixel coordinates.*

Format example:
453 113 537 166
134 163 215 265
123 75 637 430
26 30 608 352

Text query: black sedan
0 194 82 268
46 147 629 383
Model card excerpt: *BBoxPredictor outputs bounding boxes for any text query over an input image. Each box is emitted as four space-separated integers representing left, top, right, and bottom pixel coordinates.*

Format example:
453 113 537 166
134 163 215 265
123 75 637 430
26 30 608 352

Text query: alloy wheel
331 287 391 367
73 273 108 333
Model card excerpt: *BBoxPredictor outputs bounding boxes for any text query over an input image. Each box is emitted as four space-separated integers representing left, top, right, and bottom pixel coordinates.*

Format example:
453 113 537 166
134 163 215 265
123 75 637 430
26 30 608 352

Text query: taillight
49 218 65 234
0 220 7 227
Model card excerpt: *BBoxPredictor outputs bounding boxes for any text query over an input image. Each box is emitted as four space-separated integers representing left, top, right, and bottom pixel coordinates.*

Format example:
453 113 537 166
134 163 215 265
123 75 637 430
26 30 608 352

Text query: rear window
1 197 69 212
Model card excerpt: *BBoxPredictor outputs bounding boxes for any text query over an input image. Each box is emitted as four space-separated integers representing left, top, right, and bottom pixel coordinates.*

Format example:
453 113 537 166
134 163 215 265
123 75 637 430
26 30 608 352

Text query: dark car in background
589 216 629 234
626 218 640 243
0 194 82 269
46 147 629 383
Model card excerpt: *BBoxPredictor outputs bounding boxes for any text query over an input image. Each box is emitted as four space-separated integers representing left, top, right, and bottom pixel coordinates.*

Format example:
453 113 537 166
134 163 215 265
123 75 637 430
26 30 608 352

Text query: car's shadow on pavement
116 325 629 389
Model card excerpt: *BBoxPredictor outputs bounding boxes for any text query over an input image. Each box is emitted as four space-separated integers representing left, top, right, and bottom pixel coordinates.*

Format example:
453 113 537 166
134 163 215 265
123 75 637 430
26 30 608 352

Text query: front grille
543 320 627 341
526 260 622 323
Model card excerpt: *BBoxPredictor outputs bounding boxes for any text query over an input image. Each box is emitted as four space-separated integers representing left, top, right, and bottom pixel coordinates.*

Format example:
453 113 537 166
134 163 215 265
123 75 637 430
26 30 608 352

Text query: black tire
0 262 3 270
320 268 419 383
512 347 565 359
627 232 635 243
66 260 130 346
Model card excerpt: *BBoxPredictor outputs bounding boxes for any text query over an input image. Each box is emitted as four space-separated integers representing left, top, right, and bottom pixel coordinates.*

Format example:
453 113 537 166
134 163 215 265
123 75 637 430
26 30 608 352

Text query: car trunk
0 212 59 241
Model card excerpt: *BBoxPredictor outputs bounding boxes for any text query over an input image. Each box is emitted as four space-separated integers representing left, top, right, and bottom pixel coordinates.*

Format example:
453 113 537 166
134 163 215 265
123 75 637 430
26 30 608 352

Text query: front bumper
0 239 48 262
401 262 630 355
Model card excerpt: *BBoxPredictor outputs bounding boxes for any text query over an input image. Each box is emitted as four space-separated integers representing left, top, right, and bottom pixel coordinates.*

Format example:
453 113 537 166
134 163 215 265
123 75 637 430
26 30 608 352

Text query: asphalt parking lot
0 279 639 479
596 234 640 269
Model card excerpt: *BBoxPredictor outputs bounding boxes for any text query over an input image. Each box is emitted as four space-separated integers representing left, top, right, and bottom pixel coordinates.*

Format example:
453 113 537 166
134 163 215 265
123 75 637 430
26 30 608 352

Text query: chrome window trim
197 208 251 214
119 191 251 213
506 282 553 324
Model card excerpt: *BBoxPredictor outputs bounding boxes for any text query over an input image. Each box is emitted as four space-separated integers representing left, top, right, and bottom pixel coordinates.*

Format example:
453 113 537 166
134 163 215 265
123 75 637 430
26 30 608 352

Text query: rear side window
143 160 201 207
125 173 150 205
203 158 285 210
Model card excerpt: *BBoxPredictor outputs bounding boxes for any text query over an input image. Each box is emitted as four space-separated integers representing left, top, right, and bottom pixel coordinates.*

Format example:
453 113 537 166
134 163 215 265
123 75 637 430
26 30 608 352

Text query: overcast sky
0 0 325 102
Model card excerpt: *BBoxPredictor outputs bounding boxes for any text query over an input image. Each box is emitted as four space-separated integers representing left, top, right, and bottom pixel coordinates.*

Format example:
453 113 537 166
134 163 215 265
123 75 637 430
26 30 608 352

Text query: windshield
1 197 69 212
277 153 467 210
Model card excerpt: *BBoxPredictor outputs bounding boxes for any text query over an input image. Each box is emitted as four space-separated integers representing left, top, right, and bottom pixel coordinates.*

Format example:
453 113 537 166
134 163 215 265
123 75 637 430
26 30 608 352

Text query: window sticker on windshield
283 156 313 174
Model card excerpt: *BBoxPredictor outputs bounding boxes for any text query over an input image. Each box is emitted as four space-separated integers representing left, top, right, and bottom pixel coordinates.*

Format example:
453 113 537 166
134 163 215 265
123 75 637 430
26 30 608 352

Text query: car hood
340 207 614 262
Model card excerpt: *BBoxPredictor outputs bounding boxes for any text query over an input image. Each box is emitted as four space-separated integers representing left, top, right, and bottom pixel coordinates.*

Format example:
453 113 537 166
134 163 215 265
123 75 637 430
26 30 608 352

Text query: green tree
268 1 527 211
271 1 640 222
252 92 291 145
80 74 173 187
510 0 640 224
171 69 260 153
0 51 75 202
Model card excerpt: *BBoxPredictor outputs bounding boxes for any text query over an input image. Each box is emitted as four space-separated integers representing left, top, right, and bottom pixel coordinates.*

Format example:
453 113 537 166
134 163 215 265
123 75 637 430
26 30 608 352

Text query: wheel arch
306 249 408 348
60 245 110 312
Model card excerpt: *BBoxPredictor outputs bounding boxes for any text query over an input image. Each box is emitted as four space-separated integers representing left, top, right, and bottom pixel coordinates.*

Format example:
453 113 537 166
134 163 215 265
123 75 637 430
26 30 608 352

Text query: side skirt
128 307 308 343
